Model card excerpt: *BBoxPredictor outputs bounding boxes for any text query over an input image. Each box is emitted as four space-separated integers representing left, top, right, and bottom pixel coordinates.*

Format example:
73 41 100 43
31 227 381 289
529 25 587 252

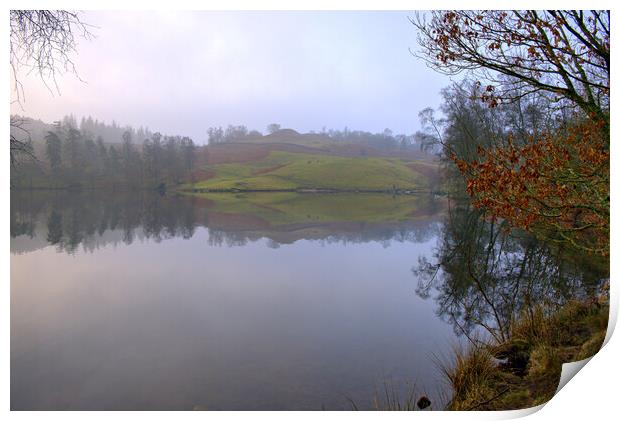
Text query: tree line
207 123 420 151
11 118 196 190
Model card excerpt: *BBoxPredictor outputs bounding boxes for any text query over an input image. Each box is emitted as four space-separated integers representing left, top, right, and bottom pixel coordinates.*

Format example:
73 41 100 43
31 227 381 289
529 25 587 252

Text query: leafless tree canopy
10 10 93 105
9 116 35 168
412 11 609 122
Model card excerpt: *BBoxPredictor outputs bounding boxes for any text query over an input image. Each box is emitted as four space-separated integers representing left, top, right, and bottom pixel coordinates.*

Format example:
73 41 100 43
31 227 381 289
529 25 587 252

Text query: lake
10 191 460 410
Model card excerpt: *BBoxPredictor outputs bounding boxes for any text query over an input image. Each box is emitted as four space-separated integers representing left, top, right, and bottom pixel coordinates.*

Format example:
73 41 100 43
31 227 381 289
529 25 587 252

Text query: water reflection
414 200 608 344
11 191 444 254
11 192 607 410
11 190 454 410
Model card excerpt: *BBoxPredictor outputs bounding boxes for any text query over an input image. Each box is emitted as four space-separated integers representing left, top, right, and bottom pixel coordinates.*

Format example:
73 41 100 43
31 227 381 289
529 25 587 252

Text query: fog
10 11 446 144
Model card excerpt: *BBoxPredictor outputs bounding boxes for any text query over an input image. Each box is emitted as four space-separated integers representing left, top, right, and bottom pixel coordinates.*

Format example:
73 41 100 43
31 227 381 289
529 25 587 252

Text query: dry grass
441 345 500 410
527 345 561 378
443 297 609 410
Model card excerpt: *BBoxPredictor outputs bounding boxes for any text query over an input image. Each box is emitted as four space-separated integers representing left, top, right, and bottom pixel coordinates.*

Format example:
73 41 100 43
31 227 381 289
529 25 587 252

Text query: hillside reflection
11 191 445 254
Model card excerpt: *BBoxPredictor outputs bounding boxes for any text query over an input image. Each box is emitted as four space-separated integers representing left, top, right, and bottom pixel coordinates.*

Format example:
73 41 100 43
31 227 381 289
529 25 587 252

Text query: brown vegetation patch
202 139 442 164
251 164 288 176
190 168 215 181
205 143 328 164
407 161 442 185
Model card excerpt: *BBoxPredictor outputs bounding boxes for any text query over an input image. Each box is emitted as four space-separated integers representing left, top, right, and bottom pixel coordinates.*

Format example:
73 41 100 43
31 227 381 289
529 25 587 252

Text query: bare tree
9 116 35 167
412 11 609 123
10 10 93 166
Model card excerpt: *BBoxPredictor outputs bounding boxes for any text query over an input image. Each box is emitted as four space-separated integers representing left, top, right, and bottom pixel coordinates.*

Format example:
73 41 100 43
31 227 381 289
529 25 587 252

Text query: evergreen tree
44 131 62 176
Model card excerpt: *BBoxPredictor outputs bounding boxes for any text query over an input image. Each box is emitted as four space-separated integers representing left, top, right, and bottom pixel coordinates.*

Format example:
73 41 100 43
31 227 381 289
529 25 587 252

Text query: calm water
11 191 459 410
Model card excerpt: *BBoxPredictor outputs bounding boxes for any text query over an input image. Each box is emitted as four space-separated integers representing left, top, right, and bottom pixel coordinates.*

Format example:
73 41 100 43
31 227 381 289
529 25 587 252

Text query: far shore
11 186 444 195
181 187 434 195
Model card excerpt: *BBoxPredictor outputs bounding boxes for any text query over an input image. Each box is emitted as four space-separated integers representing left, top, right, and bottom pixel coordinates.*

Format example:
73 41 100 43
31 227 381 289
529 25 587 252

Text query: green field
185 151 434 192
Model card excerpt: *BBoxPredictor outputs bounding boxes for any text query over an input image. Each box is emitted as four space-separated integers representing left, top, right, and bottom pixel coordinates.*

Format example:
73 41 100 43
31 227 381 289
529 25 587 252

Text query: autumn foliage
454 117 609 256
415 11 610 257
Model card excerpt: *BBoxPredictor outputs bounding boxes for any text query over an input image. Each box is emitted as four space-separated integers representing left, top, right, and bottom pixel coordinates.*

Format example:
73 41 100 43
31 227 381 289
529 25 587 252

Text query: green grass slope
186 151 434 191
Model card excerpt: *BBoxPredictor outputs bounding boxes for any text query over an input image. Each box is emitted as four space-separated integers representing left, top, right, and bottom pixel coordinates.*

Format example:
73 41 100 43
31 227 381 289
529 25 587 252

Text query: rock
416 396 431 410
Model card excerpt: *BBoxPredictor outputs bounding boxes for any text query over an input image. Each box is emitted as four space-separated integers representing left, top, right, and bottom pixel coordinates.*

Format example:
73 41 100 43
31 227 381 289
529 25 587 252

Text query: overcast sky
11 11 449 144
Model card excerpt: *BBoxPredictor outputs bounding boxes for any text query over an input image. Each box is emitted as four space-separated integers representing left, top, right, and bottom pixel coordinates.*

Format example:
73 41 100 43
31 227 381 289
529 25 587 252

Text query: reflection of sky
11 226 459 410
11 11 447 142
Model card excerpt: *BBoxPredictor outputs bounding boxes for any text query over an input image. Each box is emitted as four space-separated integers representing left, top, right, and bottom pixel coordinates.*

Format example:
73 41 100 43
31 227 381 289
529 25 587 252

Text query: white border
3 1 618 420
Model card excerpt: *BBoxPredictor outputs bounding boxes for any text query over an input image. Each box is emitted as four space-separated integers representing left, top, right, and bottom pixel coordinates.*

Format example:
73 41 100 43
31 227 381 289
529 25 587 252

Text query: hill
186 127 442 193
185 149 441 193
209 128 432 159
236 128 337 148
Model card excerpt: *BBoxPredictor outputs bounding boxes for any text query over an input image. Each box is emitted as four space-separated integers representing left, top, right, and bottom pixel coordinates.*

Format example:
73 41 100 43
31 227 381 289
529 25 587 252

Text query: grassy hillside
186 151 435 192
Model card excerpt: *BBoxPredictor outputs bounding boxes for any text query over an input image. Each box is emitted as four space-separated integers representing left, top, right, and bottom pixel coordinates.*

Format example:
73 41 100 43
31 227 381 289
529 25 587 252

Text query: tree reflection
414 200 607 344
46 211 63 245
10 191 442 254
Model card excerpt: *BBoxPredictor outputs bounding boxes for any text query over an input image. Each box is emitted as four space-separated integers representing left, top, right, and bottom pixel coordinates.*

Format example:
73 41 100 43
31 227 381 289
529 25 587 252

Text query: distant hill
213 128 430 158
203 128 434 162
187 127 441 193
239 128 333 148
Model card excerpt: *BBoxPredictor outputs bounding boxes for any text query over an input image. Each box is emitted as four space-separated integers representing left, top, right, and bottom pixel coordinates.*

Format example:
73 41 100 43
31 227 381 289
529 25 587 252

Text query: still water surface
11 191 458 410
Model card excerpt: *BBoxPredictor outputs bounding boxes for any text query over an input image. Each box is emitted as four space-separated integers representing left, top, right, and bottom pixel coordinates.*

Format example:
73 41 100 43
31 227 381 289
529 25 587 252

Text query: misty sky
11 11 449 144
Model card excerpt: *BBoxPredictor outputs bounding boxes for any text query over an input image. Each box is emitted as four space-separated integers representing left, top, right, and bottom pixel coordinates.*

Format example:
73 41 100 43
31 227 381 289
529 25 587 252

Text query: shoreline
11 186 442 195
181 187 431 195
445 292 609 410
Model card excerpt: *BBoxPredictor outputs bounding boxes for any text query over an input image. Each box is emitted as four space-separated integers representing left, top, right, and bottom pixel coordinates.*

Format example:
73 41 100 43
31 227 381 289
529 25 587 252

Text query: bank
444 286 609 410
